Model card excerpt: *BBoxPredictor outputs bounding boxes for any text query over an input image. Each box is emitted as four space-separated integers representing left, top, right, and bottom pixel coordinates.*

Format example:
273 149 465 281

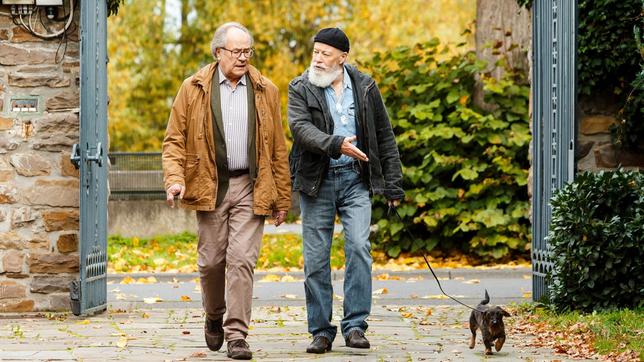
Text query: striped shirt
218 66 249 171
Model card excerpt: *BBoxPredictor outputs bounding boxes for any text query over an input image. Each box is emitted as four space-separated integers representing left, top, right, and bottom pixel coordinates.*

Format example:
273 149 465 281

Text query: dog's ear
500 308 511 317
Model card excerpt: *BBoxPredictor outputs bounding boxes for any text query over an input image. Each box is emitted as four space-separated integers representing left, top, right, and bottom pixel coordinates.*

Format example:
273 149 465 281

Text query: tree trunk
474 0 531 108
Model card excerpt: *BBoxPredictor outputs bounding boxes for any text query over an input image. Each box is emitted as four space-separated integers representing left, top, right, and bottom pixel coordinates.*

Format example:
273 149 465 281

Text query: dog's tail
480 289 490 305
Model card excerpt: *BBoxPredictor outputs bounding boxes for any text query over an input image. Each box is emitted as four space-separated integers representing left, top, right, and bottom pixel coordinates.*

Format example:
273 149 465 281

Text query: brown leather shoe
227 339 252 360
345 330 370 349
306 335 332 354
204 318 224 351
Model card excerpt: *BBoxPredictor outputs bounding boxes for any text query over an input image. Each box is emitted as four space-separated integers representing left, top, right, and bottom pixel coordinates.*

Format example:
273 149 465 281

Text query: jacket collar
192 62 266 91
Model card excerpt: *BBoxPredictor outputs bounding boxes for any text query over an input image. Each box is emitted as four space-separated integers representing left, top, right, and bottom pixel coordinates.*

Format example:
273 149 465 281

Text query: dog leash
387 204 484 313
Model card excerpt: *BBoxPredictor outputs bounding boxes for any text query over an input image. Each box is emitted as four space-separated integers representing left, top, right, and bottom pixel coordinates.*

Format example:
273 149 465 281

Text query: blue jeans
300 162 372 343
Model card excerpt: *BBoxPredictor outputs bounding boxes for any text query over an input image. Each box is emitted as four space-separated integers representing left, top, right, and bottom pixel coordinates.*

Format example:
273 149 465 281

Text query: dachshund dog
468 290 511 355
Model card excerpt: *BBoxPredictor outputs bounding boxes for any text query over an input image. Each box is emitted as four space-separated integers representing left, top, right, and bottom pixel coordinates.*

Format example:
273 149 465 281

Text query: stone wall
576 97 644 171
0 5 80 312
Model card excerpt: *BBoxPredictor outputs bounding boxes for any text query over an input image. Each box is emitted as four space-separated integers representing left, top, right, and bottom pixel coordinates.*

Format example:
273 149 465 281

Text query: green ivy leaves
362 39 531 260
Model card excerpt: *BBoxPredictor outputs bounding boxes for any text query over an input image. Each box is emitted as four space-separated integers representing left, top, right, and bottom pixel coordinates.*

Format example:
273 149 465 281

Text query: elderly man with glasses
162 22 291 360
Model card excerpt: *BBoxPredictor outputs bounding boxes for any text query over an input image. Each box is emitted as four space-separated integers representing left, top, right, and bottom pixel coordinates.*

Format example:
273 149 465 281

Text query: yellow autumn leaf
373 288 388 295
422 295 449 299
259 274 281 282
153 258 166 266
119 276 135 285
180 295 192 302
281 294 298 299
401 312 414 318
76 319 90 325
523 291 532 298
117 336 128 349
143 297 162 304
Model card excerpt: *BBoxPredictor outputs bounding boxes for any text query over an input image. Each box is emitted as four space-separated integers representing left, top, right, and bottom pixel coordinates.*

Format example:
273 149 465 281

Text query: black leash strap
387 204 483 312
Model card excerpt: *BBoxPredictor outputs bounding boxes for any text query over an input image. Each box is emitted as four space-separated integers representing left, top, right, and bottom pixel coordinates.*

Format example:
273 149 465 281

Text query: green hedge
361 40 531 260
547 170 644 312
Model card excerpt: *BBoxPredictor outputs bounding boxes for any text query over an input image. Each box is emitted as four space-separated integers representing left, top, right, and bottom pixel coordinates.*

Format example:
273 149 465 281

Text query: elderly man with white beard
287 28 404 354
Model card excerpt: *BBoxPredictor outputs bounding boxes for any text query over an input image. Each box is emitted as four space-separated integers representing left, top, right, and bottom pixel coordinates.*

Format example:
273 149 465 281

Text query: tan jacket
162 63 291 215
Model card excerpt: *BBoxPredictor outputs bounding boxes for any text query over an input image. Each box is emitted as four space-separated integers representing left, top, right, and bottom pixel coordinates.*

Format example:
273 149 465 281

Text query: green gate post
531 0 577 302
70 0 109 316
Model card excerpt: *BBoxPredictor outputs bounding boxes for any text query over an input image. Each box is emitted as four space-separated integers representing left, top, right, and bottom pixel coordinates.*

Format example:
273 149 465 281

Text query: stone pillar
0 4 80 312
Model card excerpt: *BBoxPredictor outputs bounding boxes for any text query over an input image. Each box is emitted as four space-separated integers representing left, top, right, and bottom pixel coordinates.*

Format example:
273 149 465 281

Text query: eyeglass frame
219 47 254 58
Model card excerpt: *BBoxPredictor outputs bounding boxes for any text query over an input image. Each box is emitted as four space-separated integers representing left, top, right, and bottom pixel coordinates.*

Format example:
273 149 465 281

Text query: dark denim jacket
287 64 404 200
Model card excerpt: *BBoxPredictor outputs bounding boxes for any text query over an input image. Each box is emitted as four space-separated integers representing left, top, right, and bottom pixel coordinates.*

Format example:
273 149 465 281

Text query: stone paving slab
0 304 592 361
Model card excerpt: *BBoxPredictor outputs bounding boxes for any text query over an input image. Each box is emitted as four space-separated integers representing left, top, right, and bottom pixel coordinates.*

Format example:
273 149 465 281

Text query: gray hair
210 22 254 59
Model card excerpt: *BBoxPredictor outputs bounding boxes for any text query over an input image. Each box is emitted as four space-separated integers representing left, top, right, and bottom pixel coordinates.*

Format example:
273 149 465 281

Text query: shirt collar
218 66 246 86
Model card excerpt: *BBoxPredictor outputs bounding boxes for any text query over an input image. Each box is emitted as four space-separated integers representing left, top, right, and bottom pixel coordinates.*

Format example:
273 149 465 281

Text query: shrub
361 39 531 260
547 169 644 312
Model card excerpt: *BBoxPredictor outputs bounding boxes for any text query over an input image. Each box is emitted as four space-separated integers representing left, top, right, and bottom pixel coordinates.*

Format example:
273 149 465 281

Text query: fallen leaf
76 319 90 325
463 279 480 284
117 336 128 348
522 291 532 298
180 295 192 302
259 274 281 282
182 330 190 335
422 295 448 299
190 351 207 358
401 312 414 318
143 297 162 304
119 276 135 285
373 288 388 295
281 294 298 299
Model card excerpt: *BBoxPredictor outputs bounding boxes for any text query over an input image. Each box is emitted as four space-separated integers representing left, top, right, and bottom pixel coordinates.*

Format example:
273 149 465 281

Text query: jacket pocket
183 153 201 201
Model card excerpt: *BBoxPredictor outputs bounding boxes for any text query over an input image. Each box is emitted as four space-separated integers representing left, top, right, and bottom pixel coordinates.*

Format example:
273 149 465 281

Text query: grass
108 232 346 273
107 232 529 273
516 304 643 360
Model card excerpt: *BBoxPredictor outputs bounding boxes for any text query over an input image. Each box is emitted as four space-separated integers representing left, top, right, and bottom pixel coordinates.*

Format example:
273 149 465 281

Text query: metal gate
70 0 109 316
531 0 577 301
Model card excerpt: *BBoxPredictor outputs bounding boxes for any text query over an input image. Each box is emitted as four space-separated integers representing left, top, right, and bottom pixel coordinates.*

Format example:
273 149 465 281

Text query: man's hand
166 184 185 208
387 199 401 208
341 136 368 162
272 210 288 227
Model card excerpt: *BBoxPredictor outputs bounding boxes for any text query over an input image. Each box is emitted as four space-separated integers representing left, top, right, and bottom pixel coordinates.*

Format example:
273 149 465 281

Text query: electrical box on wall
1 0 35 5
8 97 41 115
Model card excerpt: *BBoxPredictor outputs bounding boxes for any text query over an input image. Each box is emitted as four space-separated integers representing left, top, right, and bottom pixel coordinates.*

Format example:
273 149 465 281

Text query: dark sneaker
345 330 370 349
204 318 224 351
306 335 332 354
227 339 252 360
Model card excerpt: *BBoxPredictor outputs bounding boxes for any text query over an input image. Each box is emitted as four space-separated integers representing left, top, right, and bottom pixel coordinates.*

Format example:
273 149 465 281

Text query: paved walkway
0 268 592 361
0 305 580 361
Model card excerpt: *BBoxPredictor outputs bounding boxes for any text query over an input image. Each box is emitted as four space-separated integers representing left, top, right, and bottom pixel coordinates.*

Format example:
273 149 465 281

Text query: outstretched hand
340 136 368 162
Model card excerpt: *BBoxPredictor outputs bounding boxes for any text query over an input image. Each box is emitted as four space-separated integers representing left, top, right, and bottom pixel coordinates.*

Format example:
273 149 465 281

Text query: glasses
220 47 254 58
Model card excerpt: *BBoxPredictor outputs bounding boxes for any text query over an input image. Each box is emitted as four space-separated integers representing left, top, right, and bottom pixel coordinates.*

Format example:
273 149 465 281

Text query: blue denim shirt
324 66 356 167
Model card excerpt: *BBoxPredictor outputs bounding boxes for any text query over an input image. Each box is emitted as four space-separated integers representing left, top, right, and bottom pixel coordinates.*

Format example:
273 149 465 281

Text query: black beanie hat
313 27 350 52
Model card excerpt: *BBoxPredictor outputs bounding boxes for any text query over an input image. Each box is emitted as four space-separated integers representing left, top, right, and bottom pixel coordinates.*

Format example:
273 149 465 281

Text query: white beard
308 64 342 88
